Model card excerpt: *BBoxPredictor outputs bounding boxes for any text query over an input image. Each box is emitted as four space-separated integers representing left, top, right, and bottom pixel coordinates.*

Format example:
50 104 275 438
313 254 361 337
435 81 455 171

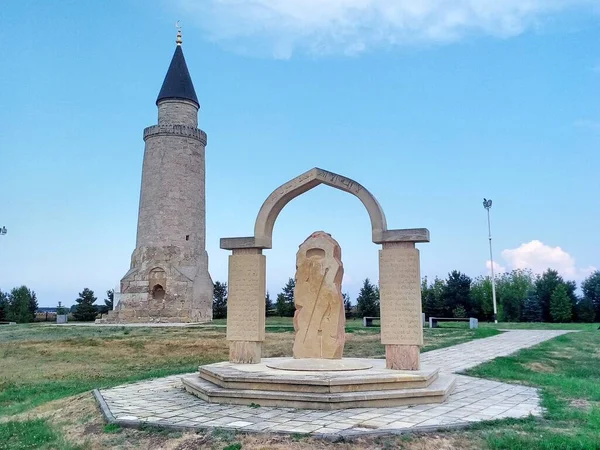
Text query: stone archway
254 168 387 247
221 167 430 370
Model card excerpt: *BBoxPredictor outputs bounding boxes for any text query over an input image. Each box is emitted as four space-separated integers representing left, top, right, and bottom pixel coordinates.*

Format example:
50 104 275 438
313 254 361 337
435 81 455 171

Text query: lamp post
483 199 498 324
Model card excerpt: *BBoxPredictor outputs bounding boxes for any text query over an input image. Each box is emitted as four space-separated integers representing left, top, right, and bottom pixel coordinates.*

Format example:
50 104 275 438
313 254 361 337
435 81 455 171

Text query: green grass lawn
2 321 598 449
0 419 77 450
466 331 600 449
480 322 600 331
0 322 497 418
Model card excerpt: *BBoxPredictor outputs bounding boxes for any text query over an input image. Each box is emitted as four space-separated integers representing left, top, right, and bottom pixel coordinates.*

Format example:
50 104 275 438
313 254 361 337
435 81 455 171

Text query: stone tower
98 31 213 324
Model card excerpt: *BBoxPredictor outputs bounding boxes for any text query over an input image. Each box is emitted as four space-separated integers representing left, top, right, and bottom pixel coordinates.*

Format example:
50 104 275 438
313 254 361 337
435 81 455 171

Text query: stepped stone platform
182 358 456 410
96 330 573 437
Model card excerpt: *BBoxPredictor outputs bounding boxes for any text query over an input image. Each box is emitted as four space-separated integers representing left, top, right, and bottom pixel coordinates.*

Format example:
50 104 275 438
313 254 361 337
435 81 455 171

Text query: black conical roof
156 45 199 107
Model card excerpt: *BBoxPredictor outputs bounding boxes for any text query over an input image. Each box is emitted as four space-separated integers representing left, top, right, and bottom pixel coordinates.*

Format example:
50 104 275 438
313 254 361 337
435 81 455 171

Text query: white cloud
500 240 596 280
485 260 506 274
178 0 596 57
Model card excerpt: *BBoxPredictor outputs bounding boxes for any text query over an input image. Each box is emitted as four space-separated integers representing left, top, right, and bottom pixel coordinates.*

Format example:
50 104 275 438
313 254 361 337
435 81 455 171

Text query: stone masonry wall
158 99 198 127
97 98 212 324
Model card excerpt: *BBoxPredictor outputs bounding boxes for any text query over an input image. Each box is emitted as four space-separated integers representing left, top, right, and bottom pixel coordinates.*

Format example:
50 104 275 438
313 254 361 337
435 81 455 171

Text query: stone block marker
293 232 345 359
226 249 266 363
380 242 423 370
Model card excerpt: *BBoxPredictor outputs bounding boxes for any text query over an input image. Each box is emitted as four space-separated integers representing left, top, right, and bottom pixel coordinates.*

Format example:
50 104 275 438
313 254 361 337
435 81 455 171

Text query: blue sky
1 1 599 306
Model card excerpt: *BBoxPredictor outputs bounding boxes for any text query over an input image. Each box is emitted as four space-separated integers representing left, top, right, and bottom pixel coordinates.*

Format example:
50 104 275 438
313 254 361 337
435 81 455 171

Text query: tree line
0 287 114 323
422 269 600 323
0 286 38 323
213 269 600 323
212 277 381 320
5 268 599 324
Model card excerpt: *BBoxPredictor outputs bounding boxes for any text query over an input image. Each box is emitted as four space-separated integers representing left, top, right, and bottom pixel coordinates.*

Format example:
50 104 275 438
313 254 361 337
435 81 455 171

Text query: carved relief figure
293 231 345 359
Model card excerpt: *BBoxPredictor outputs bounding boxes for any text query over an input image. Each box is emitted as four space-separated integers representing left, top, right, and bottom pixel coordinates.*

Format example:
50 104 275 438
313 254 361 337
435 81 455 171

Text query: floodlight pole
483 199 498 324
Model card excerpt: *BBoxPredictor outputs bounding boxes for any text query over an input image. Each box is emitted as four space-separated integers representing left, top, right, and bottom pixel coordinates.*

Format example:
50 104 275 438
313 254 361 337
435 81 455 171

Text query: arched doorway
221 167 429 370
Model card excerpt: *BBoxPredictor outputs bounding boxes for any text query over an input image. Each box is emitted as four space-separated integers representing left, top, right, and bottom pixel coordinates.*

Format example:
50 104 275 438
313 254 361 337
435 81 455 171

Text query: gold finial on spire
176 20 182 45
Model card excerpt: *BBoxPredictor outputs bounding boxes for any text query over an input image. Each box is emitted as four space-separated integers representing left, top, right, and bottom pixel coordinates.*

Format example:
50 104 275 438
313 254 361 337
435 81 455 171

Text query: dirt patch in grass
525 362 555 373
568 399 596 410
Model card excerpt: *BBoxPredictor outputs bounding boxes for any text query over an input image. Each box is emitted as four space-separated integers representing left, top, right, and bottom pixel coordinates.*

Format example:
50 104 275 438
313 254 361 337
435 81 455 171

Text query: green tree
105 289 114 310
565 280 579 321
73 288 98 321
453 305 467 318
496 269 534 322
576 296 596 323
56 301 67 316
276 278 295 317
522 288 543 322
469 276 494 320
441 271 472 317
0 289 8 321
265 291 273 317
582 271 600 321
535 269 563 322
421 277 445 318
356 278 379 317
212 281 228 319
29 291 38 320
6 286 37 323
343 293 352 319
550 284 573 323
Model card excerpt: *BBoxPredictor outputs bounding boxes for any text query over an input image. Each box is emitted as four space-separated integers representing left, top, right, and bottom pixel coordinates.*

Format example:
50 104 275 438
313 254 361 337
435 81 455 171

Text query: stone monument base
182 358 455 410
265 358 372 372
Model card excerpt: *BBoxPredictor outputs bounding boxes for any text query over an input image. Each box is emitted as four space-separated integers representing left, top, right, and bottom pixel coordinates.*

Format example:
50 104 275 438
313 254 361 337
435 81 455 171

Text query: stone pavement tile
313 427 345 434
156 411 187 419
349 412 385 420
115 415 138 420
172 420 200 427
396 415 429 424
140 416 162 423
243 422 279 431
227 421 253 428
289 424 324 433
228 412 255 419
321 421 356 430
255 410 284 419
187 416 214 424
271 422 309 432
177 411 208 419
384 421 416 429
202 418 239 427
416 418 446 426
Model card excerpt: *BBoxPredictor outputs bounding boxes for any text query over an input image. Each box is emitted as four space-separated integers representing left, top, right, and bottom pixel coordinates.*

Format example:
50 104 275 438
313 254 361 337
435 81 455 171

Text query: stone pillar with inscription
226 248 266 364
379 242 423 370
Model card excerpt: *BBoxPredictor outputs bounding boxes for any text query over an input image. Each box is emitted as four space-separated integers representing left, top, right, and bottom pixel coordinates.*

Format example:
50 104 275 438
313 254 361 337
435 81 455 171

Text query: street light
483 199 498 324
0 226 6 236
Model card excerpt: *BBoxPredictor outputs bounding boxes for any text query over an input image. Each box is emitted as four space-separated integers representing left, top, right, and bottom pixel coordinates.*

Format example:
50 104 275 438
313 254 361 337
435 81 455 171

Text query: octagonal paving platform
95 330 572 437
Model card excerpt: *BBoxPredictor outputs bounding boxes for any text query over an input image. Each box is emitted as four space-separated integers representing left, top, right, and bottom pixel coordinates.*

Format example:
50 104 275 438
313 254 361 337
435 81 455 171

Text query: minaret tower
99 27 213 323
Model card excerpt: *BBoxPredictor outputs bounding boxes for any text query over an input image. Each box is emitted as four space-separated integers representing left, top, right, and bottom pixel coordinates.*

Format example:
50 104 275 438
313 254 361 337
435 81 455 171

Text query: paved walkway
96 330 571 437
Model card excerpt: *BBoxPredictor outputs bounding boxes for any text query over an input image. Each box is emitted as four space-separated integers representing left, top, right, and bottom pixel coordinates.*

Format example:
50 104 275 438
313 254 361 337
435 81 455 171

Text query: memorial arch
220 167 430 370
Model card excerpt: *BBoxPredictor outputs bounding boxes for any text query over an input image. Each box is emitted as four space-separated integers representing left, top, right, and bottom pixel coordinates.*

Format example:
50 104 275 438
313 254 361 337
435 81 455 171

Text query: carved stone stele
293 232 345 359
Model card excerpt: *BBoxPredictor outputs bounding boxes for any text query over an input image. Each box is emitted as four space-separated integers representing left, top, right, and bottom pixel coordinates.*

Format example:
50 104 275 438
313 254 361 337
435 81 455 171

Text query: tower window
152 284 165 300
